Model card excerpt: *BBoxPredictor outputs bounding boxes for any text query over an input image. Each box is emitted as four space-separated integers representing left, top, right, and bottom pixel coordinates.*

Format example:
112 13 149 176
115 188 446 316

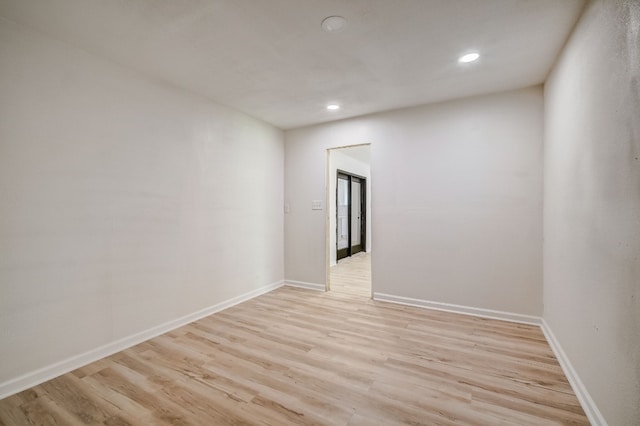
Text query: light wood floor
330 252 371 298
0 286 588 425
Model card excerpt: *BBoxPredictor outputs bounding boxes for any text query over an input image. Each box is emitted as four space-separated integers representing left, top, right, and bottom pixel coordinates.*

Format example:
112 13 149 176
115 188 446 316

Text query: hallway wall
543 0 640 423
0 17 284 391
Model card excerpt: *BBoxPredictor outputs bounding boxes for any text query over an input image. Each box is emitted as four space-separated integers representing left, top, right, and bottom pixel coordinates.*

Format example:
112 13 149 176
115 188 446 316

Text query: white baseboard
541 319 607 426
373 292 603 424
373 292 541 326
0 280 284 400
284 280 326 291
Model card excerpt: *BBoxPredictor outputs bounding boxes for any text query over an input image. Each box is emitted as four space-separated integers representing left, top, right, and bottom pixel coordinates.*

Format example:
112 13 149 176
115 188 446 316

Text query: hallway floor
330 252 371 298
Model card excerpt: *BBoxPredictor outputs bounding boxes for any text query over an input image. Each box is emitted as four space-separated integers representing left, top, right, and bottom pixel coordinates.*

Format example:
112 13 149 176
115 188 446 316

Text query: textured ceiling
0 0 585 129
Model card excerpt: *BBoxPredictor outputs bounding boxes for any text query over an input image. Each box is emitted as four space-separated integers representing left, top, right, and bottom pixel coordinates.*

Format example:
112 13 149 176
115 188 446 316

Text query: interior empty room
0 0 638 425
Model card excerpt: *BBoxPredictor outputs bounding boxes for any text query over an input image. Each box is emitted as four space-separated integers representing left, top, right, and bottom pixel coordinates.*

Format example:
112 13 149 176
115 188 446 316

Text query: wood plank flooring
0 283 588 425
330 252 371 298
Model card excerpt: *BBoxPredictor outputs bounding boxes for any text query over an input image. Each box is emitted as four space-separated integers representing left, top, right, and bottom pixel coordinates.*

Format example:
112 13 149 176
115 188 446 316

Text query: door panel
337 175 349 260
351 179 362 254
336 171 366 262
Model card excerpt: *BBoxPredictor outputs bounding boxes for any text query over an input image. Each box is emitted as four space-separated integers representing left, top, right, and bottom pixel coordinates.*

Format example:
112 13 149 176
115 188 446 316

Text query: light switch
311 200 323 210
284 203 290 214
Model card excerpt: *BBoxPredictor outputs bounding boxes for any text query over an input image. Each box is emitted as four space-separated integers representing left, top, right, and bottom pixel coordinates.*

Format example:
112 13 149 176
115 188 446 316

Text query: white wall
285 87 543 315
329 147 372 267
0 18 284 388
543 0 640 424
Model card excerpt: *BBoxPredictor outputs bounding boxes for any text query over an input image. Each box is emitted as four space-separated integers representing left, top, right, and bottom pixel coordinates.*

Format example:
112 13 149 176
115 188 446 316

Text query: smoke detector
322 16 347 33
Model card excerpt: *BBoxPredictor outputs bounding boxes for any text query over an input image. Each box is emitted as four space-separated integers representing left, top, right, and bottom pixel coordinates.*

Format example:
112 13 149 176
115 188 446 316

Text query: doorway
326 144 372 298
337 171 366 261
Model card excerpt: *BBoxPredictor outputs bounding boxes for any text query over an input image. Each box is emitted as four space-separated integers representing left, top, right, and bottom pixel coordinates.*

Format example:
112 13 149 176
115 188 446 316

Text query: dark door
336 171 366 262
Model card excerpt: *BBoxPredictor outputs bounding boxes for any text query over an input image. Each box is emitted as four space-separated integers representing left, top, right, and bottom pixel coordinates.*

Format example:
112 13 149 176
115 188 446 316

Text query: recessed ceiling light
327 104 340 111
321 16 347 33
458 52 480 63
